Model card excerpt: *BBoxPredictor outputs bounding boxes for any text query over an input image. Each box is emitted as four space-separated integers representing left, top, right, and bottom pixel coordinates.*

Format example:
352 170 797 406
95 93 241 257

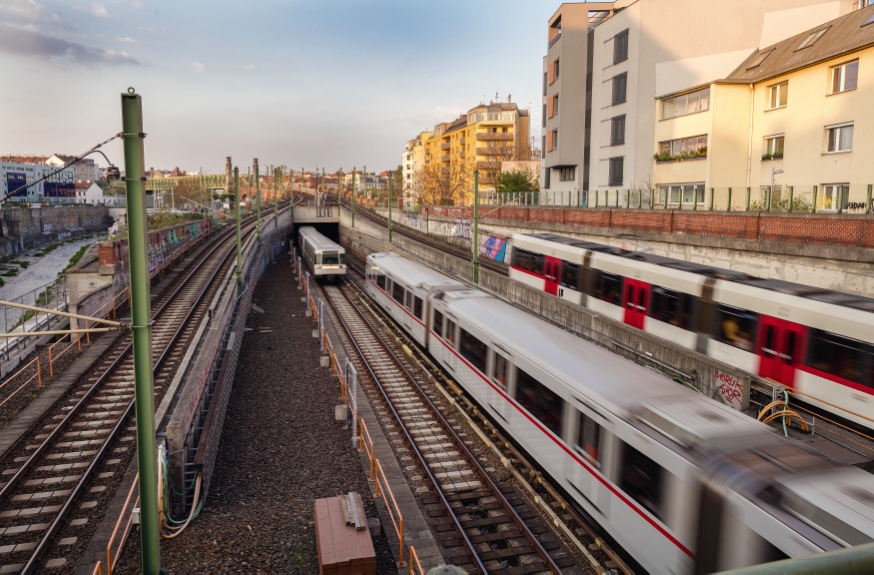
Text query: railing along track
321 282 572 574
0 215 260 573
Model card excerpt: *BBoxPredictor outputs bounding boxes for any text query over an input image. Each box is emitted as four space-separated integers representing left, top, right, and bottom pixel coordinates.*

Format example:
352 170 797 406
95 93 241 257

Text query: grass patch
65 243 91 271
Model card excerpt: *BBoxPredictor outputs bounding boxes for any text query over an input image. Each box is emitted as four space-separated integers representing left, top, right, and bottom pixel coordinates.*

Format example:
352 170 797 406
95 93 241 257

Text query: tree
496 167 539 194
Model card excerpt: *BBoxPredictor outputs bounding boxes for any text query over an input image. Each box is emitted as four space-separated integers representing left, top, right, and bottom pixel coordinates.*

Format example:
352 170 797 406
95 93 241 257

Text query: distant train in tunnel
298 226 345 281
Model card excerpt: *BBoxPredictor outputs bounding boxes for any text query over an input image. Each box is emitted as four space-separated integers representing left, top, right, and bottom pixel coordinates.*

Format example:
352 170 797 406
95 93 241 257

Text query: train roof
441 291 770 448
367 253 466 291
299 226 343 251
513 233 874 313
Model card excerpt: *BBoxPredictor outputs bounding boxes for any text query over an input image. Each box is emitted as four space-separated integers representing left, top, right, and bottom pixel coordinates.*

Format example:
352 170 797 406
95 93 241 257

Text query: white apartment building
1 160 76 204
543 0 858 200
46 154 99 183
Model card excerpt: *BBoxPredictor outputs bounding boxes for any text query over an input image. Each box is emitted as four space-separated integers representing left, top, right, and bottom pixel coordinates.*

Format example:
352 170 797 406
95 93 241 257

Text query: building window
543 71 547 95
796 27 829 51
612 73 627 105
559 167 575 181
763 135 784 160
830 60 859 94
544 168 551 189
610 115 626 146
746 49 774 70
542 103 547 127
821 184 850 211
553 94 559 116
657 183 706 207
554 58 560 80
552 129 559 150
608 157 623 186
614 29 629 64
826 123 853 153
542 136 546 158
768 82 788 109
660 87 710 120
656 135 707 161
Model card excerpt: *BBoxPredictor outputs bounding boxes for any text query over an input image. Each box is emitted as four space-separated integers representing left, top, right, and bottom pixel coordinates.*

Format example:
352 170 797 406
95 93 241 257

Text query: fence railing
1 275 69 361
105 473 139 575
0 357 42 410
48 334 79 377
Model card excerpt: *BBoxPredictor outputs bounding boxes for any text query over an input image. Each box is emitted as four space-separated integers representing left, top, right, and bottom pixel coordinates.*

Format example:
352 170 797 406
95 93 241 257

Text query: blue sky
0 0 557 174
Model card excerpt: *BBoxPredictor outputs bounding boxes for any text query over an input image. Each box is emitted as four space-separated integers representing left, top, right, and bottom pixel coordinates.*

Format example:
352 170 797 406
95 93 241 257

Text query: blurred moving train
507 232 874 429
364 252 874 575
298 226 346 281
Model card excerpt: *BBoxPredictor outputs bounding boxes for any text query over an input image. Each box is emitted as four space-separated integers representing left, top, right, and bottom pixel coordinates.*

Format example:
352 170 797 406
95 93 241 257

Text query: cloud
0 0 46 20
188 61 205 73
91 3 109 18
0 22 139 65
415 106 465 126
241 64 257 72
117 36 138 44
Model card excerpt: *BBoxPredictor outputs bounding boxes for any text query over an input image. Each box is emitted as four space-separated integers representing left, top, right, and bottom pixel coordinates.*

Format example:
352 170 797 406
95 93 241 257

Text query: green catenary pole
473 170 480 284
351 166 356 228
121 89 161 575
867 184 872 215
388 170 393 243
746 187 751 211
727 188 732 212
254 158 261 241
234 167 243 294
788 186 794 213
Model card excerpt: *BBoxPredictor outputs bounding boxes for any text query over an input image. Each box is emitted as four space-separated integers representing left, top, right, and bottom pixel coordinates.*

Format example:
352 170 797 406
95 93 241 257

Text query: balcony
475 161 501 171
476 147 508 156
476 133 514 142
441 155 450 162
460 151 465 159
460 137 466 145
441 142 450 150
548 29 561 49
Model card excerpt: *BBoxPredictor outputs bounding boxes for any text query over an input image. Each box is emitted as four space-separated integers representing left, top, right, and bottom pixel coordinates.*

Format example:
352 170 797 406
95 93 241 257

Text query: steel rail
327 281 563 574
16 218 261 574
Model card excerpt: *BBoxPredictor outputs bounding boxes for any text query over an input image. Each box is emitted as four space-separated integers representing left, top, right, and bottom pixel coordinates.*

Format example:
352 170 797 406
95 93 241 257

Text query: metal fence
1 276 68 363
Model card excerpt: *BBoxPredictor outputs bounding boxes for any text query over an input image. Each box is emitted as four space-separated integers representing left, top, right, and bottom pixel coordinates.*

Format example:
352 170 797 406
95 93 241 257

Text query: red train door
623 278 650 329
756 316 806 387
544 256 561 296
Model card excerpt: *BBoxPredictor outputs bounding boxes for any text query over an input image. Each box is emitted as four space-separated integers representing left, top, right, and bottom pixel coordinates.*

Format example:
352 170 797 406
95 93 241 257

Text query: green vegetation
65 244 91 271
496 168 539 194
654 146 708 163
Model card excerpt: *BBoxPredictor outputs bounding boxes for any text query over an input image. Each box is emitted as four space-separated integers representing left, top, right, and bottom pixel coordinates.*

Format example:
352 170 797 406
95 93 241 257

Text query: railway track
0 215 263 573
336 197 509 276
321 279 586 574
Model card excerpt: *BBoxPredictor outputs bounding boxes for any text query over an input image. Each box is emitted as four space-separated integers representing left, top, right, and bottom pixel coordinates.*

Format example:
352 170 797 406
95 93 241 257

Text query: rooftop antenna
507 93 512 102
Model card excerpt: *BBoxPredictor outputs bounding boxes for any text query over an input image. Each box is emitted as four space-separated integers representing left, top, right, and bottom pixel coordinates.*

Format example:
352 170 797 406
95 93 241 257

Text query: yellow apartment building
402 131 431 206
654 4 874 212
420 100 530 205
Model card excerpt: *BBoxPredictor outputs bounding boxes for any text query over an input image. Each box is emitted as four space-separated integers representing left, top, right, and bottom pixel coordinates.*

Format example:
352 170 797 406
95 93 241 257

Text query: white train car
364 252 874 574
299 226 346 281
509 233 874 429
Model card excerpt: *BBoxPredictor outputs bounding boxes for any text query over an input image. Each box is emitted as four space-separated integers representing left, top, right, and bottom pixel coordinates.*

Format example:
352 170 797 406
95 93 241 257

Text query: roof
298 226 343 251
726 5 874 85
1 155 49 164
367 252 466 291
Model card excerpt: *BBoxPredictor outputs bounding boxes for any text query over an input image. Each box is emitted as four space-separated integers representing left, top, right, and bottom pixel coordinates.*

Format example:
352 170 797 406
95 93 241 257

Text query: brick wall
420 206 874 248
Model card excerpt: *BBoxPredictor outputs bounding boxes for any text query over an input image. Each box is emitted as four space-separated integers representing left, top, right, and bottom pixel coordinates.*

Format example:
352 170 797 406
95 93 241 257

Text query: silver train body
508 232 874 429
364 252 874 575
298 226 346 280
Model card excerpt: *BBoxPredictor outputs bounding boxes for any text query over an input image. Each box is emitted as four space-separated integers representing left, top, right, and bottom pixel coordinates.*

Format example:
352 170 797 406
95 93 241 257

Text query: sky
0 0 558 175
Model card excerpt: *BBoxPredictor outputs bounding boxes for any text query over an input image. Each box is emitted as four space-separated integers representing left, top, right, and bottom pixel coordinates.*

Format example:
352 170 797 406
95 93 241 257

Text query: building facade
543 0 857 201
46 154 99 183
419 100 530 205
1 160 76 204
653 3 874 212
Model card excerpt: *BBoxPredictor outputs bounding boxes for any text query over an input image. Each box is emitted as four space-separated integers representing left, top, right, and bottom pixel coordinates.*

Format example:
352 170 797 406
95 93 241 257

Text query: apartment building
421 100 530 204
654 4 874 211
1 158 76 204
543 0 856 200
402 131 432 206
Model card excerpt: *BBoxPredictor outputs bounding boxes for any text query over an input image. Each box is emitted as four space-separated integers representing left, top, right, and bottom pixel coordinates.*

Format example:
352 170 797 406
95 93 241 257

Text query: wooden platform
314 493 376 575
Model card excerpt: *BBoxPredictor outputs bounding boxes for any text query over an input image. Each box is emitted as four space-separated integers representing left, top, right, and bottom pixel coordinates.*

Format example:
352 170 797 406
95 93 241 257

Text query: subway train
364 251 874 575
298 226 346 281
507 232 874 429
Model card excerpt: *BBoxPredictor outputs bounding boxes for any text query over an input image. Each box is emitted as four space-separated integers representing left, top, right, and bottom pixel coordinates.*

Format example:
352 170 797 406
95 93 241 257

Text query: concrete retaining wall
0 205 109 257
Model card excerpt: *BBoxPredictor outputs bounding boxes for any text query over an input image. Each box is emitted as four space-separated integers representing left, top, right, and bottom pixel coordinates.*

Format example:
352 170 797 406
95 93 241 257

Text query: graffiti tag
716 371 744 408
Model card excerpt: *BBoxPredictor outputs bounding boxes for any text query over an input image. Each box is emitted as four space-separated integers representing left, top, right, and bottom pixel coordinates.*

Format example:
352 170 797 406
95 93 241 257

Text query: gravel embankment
118 254 397 573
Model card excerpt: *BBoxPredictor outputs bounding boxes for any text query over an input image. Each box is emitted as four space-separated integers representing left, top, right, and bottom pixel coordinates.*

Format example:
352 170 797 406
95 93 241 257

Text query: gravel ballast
119 254 397 573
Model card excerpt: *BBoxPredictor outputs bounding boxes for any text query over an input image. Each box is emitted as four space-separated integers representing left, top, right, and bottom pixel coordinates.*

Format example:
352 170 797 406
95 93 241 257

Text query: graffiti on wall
481 236 507 262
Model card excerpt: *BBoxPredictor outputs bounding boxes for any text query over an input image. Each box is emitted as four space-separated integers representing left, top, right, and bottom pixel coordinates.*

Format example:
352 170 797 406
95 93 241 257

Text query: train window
322 252 341 265
434 310 444 337
376 273 386 290
514 368 564 436
460 329 487 373
806 328 874 387
592 270 624 305
649 286 693 329
575 411 602 464
446 319 457 346
392 281 405 304
404 290 413 311
560 261 580 289
619 442 665 521
713 304 757 351
511 248 540 274
413 297 423 319
492 352 509 390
